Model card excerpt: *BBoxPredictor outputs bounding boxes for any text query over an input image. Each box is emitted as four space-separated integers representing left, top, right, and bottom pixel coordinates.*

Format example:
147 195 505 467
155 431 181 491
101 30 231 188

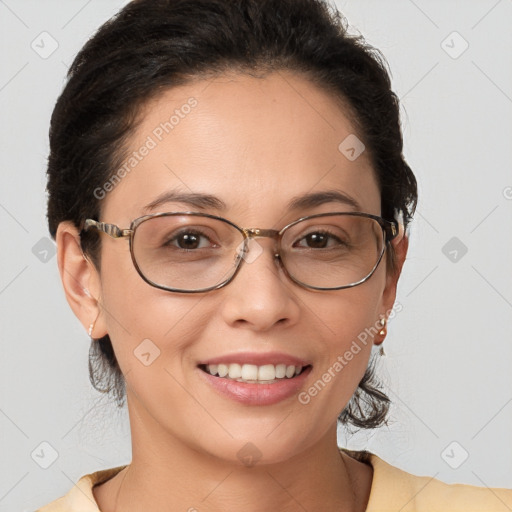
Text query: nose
219 237 301 331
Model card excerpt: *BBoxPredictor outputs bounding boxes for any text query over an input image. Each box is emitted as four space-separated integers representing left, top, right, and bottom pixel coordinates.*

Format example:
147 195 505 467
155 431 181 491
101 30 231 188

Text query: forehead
101 71 380 223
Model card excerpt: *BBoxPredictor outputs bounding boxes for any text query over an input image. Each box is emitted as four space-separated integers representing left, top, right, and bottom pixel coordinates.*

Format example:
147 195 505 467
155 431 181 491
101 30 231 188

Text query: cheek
314 278 383 354
301 285 383 416
97 258 223 445
97 246 200 377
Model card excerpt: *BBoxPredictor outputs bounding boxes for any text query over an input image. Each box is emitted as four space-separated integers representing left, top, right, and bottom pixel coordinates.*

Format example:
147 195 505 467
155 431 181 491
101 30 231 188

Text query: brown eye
164 229 216 250
294 230 347 249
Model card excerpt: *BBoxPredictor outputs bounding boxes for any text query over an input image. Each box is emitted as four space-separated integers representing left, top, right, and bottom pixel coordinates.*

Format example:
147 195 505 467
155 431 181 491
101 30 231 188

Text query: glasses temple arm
83 219 131 238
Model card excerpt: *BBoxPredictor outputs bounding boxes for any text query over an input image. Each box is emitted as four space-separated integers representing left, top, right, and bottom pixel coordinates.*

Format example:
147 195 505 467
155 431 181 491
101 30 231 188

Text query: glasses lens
280 215 385 289
132 214 244 291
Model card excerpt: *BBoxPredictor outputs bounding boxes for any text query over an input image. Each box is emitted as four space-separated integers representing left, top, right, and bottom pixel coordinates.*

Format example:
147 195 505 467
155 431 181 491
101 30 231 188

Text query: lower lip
197 366 312 406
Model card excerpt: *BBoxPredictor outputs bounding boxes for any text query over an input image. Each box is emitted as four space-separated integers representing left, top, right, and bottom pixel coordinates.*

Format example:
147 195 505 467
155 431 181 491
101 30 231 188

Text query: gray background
1 0 511 510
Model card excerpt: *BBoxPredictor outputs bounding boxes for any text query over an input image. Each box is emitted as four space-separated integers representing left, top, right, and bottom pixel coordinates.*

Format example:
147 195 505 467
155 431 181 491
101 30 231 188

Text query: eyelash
164 228 347 250
294 229 348 249
164 229 218 250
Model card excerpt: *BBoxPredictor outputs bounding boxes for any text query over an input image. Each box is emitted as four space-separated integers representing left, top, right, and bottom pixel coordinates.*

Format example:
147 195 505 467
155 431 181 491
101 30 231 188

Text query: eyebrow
287 190 361 212
142 189 361 213
143 190 227 213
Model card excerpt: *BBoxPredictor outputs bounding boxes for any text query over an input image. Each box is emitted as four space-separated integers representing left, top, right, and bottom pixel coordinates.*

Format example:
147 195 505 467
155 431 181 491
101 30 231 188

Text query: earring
378 317 386 336
376 317 386 356
88 321 95 338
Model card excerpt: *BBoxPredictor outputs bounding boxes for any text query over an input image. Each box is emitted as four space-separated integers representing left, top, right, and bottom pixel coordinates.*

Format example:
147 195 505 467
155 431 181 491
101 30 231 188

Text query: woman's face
86 71 403 464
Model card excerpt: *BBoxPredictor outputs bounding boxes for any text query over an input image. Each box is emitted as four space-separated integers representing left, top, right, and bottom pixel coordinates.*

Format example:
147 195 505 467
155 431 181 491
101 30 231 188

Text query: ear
381 222 409 313
55 221 108 339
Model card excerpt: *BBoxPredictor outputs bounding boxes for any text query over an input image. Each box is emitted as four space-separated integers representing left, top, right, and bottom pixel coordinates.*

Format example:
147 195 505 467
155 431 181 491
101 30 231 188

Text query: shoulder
35 465 127 512
342 449 512 512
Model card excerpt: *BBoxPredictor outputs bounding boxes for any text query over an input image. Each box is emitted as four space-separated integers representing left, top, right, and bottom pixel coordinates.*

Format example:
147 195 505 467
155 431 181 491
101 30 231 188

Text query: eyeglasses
82 211 399 293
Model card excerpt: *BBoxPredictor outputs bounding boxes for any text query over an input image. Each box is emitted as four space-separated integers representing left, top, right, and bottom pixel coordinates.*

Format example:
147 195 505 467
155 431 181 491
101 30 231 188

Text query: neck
94 396 372 512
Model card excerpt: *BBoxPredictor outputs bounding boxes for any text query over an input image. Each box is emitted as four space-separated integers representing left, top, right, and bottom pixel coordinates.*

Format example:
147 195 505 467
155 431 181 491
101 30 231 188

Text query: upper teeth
205 363 303 381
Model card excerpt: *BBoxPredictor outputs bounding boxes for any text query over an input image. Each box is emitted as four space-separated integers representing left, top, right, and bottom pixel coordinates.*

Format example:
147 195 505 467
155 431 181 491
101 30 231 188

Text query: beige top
37 449 512 511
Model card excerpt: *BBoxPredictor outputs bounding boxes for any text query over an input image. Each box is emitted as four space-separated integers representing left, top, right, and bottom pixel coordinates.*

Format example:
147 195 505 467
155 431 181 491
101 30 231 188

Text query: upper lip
198 351 311 367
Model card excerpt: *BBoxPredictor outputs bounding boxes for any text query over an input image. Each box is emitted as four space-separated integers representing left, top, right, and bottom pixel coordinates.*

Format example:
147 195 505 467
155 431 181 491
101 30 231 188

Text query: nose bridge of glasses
242 227 280 239
240 227 281 258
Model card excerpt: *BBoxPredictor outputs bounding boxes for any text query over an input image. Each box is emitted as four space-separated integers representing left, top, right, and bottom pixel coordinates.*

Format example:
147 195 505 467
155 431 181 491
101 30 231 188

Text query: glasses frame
82 211 399 293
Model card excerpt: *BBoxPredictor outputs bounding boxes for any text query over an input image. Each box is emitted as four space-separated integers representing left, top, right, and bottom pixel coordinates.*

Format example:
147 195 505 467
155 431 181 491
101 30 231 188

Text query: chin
199 432 310 468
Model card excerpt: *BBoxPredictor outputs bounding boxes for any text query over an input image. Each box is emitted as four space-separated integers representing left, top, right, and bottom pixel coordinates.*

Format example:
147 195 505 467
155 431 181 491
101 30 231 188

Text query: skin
57 70 408 512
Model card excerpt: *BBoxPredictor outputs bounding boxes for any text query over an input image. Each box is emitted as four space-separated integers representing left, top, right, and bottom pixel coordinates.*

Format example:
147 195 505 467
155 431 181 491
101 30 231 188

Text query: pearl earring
377 317 387 357
378 317 386 336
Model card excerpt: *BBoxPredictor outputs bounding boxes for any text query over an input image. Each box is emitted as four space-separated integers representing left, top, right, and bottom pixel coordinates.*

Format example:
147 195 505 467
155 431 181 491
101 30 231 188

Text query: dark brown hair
46 0 417 428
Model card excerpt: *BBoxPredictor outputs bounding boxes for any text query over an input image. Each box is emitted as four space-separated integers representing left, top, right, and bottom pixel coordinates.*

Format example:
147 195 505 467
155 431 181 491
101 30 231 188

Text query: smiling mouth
198 363 312 384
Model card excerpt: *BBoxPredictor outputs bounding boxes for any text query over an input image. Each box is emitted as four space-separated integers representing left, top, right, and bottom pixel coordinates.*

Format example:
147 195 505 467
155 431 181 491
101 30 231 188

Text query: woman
38 0 512 510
